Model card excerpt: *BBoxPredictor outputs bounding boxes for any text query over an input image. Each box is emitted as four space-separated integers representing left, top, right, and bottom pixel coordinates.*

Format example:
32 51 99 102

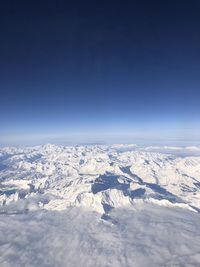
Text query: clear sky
1 0 200 146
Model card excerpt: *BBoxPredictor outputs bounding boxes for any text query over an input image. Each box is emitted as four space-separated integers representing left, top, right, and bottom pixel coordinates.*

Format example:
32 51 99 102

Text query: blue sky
0 0 200 145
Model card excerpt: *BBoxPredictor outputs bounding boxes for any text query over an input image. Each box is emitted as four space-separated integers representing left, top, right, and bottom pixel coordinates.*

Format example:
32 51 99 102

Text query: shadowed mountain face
91 174 130 194
91 173 180 209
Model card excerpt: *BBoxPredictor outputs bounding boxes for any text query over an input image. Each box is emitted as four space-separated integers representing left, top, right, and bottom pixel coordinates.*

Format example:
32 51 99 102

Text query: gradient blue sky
1 0 200 145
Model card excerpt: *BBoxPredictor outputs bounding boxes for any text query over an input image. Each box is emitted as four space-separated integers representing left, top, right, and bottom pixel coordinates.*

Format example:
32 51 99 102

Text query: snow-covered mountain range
1 144 200 266
1 144 200 216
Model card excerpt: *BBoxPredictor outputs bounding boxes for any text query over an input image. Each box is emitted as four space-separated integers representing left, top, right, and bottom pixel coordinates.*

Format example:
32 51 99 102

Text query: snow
1 205 200 267
1 144 200 266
